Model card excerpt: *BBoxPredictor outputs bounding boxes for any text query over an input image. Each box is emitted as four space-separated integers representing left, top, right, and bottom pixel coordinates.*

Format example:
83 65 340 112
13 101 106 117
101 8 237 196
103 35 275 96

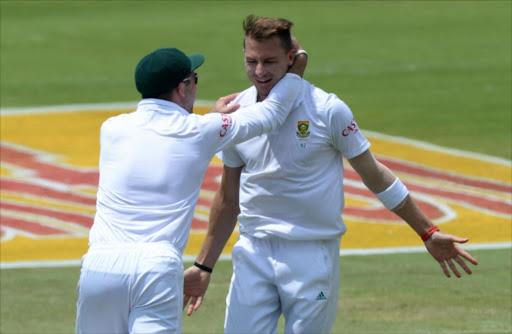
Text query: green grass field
1 250 511 333
1 1 511 333
1 0 510 159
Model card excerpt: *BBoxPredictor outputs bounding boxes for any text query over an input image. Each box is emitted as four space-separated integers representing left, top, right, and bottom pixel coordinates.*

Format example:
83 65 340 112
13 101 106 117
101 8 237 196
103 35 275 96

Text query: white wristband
295 50 308 57
376 178 409 210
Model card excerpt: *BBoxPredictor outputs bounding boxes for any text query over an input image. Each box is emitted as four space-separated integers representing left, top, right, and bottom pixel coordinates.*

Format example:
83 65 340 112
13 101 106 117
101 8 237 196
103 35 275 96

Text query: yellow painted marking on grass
370 138 511 183
342 202 511 249
0 166 13 177
75 187 98 196
0 236 89 262
0 105 510 262
345 197 376 207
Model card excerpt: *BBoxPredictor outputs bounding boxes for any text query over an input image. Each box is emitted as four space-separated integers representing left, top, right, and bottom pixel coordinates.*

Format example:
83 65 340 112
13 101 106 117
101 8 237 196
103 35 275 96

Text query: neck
257 93 267 102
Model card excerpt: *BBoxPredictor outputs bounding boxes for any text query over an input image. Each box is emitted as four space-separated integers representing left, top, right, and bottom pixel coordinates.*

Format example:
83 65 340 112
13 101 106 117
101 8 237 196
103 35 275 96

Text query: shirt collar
137 98 189 116
252 78 306 109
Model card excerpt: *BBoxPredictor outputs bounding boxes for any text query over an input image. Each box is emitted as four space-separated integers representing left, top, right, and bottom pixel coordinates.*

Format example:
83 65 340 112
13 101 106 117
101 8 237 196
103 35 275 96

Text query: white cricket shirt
89 73 302 253
218 80 371 240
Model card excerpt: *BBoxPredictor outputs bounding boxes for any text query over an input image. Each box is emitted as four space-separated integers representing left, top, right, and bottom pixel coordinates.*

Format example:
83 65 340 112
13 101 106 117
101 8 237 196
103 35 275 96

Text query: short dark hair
242 14 293 52
142 90 172 100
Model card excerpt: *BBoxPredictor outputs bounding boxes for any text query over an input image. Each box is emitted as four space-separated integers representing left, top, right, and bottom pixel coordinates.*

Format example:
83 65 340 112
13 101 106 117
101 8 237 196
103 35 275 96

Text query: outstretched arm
348 149 478 278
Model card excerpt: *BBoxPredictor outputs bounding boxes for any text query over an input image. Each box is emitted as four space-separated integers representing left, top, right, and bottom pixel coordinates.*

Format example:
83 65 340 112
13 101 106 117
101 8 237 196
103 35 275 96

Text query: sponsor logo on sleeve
342 118 359 137
219 114 233 137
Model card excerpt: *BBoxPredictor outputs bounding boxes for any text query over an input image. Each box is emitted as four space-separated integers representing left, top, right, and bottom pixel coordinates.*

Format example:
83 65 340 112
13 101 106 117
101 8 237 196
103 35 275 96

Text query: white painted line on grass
1 242 510 270
2 101 509 165
337 242 512 256
0 100 213 115
364 130 512 166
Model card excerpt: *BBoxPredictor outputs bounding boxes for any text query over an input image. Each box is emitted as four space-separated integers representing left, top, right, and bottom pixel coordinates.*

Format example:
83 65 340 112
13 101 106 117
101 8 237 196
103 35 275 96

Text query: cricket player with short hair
183 14 479 334
75 45 307 333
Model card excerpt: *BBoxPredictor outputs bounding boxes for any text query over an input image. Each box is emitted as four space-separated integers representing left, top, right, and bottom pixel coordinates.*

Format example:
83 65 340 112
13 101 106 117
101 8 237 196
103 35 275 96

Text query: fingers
212 93 241 114
186 296 197 316
183 295 191 310
224 103 240 114
447 259 461 278
439 261 451 278
442 232 470 244
454 256 473 275
459 248 479 265
193 295 203 312
219 92 240 104
440 253 477 278
186 295 204 316
452 237 469 244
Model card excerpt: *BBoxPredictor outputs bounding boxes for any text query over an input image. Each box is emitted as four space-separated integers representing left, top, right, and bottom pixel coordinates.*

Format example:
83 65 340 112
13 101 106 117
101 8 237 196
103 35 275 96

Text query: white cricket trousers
76 242 184 334
225 233 341 334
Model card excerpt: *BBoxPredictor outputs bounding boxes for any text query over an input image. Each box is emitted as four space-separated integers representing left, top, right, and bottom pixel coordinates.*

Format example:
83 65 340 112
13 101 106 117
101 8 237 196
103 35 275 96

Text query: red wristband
421 226 440 241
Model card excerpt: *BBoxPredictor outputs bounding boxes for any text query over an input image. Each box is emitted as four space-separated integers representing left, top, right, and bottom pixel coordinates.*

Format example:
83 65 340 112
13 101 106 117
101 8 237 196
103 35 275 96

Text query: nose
255 62 265 76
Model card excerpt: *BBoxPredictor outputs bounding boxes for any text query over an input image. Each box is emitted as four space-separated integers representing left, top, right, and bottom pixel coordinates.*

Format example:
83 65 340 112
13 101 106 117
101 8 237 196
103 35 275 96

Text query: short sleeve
327 95 371 159
216 147 244 168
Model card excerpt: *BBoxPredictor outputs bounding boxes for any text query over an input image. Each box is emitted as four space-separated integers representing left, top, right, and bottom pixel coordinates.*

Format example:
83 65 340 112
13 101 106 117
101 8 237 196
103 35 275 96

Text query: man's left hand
425 231 478 278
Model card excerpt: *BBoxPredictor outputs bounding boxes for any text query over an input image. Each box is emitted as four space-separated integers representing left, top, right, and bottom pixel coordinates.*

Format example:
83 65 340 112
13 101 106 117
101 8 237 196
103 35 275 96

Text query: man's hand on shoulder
208 92 241 114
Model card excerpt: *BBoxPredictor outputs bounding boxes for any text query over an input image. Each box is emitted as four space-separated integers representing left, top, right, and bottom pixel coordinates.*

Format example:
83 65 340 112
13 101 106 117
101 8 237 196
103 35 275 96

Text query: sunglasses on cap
182 73 198 85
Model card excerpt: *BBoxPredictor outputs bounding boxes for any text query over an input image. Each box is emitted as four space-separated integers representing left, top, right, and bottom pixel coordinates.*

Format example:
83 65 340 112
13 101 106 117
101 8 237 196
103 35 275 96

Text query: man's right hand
183 266 211 316
208 92 241 114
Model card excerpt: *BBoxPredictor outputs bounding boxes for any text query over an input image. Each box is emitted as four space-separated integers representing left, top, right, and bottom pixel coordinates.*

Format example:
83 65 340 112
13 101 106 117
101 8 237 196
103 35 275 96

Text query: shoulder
101 111 133 131
233 86 257 105
303 81 352 117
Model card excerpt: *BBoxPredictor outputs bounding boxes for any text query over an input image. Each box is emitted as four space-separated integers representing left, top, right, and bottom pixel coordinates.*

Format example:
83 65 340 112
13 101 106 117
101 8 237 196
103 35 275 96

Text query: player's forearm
391 195 434 237
351 151 435 237
288 52 307 77
255 73 302 131
195 193 239 269
372 164 435 236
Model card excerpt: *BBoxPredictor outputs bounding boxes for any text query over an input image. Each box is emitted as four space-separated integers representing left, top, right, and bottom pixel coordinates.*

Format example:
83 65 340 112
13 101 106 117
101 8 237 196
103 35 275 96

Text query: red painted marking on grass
377 156 511 193
200 165 223 191
196 197 213 207
1 141 510 240
0 216 70 235
407 183 511 215
343 185 445 221
0 145 99 186
190 219 208 230
0 179 96 206
345 168 511 216
0 202 93 228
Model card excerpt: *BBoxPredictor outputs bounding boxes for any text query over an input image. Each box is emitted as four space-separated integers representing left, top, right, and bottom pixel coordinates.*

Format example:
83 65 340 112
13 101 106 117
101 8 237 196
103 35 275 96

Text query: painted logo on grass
1 140 510 242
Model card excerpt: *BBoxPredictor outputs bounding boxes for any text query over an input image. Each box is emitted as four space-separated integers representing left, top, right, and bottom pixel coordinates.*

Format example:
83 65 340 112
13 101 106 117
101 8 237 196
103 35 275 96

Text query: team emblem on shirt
296 121 311 138
296 121 310 148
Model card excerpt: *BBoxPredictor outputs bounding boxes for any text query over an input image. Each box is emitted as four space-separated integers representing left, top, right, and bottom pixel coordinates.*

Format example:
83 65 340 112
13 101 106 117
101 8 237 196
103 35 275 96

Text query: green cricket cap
135 47 205 96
